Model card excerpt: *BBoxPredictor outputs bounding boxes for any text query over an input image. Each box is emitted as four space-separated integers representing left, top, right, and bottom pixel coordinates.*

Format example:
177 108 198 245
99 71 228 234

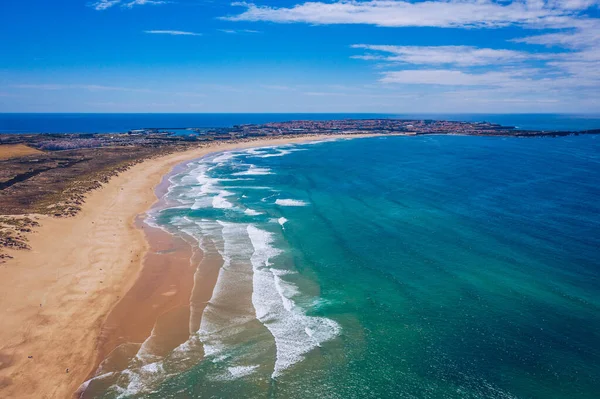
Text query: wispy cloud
351 45 541 66
144 30 202 36
312 0 598 105
377 60 600 94
91 0 122 10
512 18 600 49
379 70 519 86
223 0 596 29
123 0 168 8
90 0 167 10
218 28 261 34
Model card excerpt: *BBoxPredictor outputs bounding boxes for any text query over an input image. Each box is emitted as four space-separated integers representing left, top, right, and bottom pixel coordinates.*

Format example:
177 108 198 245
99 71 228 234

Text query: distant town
223 118 599 138
1 118 599 150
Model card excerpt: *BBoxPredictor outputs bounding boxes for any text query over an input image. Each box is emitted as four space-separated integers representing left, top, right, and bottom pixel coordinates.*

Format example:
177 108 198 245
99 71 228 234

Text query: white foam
244 208 263 216
179 218 220 253
233 165 273 176
166 159 256 207
245 148 268 156
247 225 282 268
228 365 259 379
140 362 162 374
187 219 227 331
195 165 220 195
143 213 172 236
197 221 256 360
171 161 243 211
211 152 239 163
175 164 224 209
226 186 272 190
212 195 234 209
124 157 340 383
190 197 213 209
116 361 166 399
247 225 340 378
272 270 297 312
258 149 294 158
134 324 162 364
304 138 340 145
275 199 308 207
261 193 278 203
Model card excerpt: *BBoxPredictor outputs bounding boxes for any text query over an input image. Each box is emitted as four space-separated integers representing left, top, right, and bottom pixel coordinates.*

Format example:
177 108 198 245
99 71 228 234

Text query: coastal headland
0 133 377 399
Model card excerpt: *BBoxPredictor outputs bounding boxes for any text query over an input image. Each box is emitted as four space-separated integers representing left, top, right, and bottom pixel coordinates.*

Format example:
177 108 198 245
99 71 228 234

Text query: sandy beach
0 134 377 399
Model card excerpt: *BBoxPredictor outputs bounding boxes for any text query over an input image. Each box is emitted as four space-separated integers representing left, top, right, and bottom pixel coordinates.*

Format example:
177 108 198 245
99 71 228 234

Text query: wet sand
79 169 224 398
0 134 381 399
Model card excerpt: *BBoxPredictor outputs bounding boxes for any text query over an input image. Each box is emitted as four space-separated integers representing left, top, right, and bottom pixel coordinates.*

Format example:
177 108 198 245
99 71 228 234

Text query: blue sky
1 0 599 113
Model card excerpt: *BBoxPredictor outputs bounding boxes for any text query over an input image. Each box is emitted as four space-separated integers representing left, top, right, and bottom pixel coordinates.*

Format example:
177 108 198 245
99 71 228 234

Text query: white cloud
218 28 261 34
144 30 203 36
90 0 167 10
91 0 122 10
351 45 540 66
123 0 168 8
508 18 600 94
380 70 519 85
547 0 600 10
75 0 600 112
224 0 591 29
513 17 600 48
378 63 600 94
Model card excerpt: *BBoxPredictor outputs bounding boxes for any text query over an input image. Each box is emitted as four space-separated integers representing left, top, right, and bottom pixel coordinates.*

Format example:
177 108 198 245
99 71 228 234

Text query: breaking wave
276 199 309 207
247 225 340 377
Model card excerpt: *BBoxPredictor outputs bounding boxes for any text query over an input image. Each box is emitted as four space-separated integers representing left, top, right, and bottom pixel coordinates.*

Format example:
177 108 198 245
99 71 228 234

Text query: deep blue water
85 135 600 398
1 113 600 133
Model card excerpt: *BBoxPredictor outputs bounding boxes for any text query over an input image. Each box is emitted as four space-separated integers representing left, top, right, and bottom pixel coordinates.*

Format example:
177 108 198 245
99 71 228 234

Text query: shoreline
0 134 380 399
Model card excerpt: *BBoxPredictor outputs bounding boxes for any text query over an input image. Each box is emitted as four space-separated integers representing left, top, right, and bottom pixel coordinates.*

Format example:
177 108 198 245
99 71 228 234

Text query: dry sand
0 134 378 398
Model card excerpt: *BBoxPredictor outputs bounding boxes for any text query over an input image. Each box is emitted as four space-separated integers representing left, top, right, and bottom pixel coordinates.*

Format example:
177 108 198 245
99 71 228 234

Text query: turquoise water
91 135 599 398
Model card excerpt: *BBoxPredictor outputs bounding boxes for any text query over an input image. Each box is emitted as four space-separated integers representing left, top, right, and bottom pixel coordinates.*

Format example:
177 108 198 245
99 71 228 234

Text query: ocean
83 134 600 398
1 113 600 133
